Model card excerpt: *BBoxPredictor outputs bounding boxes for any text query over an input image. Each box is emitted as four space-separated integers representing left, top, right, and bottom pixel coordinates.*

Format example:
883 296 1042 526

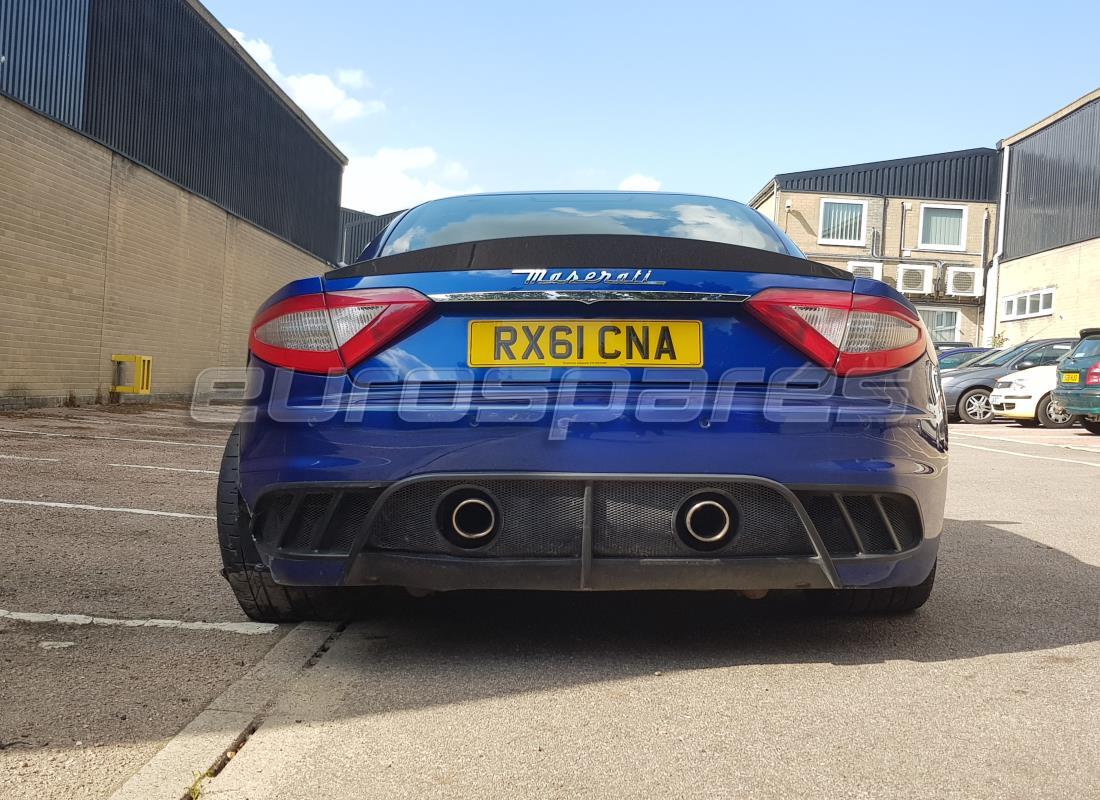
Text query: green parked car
1054 328 1100 435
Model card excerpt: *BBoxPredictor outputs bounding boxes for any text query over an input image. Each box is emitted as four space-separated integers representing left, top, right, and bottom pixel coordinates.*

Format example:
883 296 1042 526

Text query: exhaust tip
674 491 739 550
436 488 500 548
452 497 496 540
685 500 731 542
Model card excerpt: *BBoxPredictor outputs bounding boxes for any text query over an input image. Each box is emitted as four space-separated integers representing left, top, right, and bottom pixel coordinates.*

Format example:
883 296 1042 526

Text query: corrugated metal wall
0 0 344 262
777 148 1001 203
338 208 402 263
1004 98 1100 261
83 0 342 261
0 0 88 128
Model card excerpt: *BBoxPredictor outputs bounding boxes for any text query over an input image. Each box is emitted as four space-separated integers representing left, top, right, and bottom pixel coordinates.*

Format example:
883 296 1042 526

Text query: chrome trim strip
427 290 750 304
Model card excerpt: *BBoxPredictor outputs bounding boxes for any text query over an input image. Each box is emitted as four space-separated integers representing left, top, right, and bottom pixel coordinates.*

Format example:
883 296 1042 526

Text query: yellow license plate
1062 372 1081 383
468 320 703 367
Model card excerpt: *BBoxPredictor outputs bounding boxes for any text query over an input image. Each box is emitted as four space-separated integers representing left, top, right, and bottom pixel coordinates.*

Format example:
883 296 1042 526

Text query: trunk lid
324 236 856 385
1057 334 1100 393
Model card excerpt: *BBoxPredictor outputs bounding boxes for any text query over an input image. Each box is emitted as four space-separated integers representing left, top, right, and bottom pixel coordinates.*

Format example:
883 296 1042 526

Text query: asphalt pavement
1 406 1098 799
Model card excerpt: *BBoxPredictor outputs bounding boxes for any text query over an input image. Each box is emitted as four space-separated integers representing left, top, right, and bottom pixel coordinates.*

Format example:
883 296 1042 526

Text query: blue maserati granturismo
218 192 948 621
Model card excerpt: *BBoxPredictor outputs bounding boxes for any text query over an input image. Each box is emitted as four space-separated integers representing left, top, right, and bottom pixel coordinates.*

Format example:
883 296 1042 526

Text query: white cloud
226 28 478 212
228 28 280 78
441 161 470 182
618 173 662 191
342 146 481 214
285 73 384 122
337 69 370 89
227 28 381 124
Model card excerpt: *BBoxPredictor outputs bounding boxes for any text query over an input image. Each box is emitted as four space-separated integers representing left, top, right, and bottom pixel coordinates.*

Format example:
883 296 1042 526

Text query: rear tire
1082 417 1100 435
1037 394 1077 429
812 562 936 615
957 388 994 424
218 425 356 623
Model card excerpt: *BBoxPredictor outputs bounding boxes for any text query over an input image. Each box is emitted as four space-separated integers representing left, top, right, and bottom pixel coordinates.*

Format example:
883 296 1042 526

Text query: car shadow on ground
6 518 1098 754
324 517 1100 717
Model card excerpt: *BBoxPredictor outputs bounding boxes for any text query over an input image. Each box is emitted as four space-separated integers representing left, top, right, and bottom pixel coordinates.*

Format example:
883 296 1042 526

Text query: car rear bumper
1053 387 1100 415
269 542 940 592
248 472 942 592
236 354 946 592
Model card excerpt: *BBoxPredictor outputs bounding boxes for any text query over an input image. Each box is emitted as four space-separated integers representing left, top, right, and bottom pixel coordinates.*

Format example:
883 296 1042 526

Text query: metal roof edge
747 180 776 208
1000 86 1100 147
773 147 998 183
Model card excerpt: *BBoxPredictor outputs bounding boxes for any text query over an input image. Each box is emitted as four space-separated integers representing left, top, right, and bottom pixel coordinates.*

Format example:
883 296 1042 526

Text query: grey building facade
0 0 346 260
987 89 1100 344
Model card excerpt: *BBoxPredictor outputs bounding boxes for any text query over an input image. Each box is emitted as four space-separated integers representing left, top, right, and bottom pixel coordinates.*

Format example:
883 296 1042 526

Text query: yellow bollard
110 354 153 395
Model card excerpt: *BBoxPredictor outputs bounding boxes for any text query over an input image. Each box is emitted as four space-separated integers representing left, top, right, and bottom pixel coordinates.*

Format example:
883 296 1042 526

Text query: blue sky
205 0 1100 214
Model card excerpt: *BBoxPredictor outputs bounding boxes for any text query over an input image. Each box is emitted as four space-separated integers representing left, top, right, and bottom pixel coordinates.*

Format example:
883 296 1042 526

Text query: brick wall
0 95 328 407
995 238 1100 344
757 189 994 345
771 190 995 272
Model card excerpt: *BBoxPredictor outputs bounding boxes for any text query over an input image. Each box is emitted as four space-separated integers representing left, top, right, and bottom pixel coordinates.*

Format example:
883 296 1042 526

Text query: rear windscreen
379 193 799 257
1070 337 1100 358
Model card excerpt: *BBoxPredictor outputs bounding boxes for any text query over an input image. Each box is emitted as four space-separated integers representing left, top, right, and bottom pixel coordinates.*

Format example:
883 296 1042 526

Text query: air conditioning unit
945 266 984 297
846 261 882 281
897 264 933 294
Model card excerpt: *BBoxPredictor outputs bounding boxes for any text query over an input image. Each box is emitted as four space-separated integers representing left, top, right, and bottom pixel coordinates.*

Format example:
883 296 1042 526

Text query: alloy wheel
964 392 993 422
1047 399 1072 425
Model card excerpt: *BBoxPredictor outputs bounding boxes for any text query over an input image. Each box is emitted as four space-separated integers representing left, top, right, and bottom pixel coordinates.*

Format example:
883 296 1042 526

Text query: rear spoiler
325 234 852 281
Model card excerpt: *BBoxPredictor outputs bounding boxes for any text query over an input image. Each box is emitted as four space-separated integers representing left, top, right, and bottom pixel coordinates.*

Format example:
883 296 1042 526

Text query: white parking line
2 454 216 473
953 442 1100 468
62 416 230 433
108 463 220 475
0 498 215 519
0 608 277 635
953 431 1100 454
0 427 222 448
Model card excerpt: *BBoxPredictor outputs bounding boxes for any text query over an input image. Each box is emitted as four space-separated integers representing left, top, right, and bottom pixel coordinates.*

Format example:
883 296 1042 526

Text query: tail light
745 288 926 376
1086 364 1100 386
249 288 433 373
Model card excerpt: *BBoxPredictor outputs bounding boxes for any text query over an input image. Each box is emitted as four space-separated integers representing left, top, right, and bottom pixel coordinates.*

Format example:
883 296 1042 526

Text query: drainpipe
977 208 990 343
775 181 788 233
881 198 889 259
982 145 1011 346
899 202 909 257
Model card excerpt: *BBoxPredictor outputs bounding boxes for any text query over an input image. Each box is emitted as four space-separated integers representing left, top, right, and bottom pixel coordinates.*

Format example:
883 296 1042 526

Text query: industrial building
338 208 403 264
750 149 1001 345
750 88 1100 350
985 88 1100 345
0 0 347 407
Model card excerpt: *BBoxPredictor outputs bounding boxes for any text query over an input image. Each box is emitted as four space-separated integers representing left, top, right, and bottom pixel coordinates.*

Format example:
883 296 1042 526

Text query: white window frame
916 305 963 342
918 203 968 252
846 261 883 281
818 198 868 246
897 263 934 294
1001 288 1055 321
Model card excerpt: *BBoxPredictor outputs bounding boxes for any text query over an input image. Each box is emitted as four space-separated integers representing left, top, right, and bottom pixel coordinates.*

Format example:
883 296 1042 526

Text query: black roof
760 148 1001 203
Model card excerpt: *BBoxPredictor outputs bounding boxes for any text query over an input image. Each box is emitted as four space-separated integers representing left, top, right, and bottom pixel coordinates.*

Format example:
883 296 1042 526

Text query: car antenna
1020 314 1065 344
